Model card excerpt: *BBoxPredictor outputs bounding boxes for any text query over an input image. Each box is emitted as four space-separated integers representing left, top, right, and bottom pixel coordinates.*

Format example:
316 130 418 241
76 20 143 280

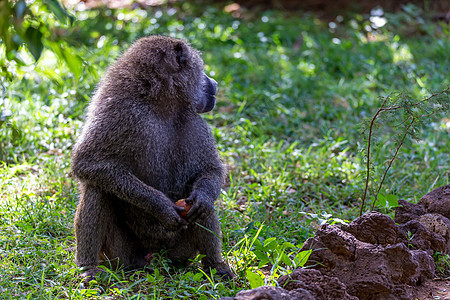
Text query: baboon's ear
175 42 188 69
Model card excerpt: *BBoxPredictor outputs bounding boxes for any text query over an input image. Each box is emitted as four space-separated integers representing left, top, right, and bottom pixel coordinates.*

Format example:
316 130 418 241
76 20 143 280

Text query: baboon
71 35 233 280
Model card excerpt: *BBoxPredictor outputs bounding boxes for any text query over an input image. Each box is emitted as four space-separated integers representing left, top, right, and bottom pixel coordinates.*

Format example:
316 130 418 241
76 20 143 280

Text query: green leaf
294 250 312 268
23 26 43 61
44 0 74 25
61 46 83 78
9 34 23 55
253 250 267 260
253 238 263 250
246 270 264 289
248 222 264 251
280 252 291 266
281 241 296 249
386 194 399 208
47 41 83 78
192 272 203 282
377 194 387 207
38 68 63 85
257 257 269 268
263 237 277 249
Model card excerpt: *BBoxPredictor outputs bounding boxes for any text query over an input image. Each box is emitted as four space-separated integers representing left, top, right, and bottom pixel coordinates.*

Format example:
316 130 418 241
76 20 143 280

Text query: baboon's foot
144 252 154 265
205 262 235 280
79 266 104 285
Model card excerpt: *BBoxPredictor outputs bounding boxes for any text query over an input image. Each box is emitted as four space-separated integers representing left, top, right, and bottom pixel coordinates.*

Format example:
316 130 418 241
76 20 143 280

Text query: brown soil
413 279 450 300
221 185 450 300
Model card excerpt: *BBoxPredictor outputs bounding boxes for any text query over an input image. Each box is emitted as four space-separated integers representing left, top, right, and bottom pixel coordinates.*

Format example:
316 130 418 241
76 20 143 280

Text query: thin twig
378 88 449 112
360 87 449 216
371 117 415 211
359 95 389 216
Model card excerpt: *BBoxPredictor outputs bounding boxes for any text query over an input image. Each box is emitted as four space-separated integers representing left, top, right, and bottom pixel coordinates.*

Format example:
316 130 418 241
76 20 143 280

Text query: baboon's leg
170 213 233 278
74 185 105 268
196 214 232 276
74 185 145 271
100 219 147 269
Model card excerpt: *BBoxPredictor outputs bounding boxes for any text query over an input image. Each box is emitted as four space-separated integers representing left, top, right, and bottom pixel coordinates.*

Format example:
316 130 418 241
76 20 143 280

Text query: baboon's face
114 36 219 113
194 73 217 113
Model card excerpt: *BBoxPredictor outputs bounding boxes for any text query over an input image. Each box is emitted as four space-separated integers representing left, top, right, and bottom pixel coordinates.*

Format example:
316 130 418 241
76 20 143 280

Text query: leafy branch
0 0 88 80
360 87 449 216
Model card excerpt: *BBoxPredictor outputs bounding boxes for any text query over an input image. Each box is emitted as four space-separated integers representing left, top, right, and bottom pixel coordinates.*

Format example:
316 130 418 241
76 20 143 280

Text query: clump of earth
221 185 450 300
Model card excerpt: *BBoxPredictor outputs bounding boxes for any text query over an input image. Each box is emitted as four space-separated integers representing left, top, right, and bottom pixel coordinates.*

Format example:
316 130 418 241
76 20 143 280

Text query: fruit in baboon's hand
175 199 192 219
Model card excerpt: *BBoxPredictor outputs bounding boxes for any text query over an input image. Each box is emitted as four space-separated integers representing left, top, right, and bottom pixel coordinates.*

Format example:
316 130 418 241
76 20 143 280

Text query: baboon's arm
186 166 224 222
191 167 224 200
72 159 186 229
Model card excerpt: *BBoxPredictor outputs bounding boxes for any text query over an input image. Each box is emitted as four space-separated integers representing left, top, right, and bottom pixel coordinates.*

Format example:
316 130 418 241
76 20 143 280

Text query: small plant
433 252 450 277
252 238 311 278
229 222 310 288
300 211 348 226
228 222 264 279
360 87 449 216
245 239 312 288
405 230 415 249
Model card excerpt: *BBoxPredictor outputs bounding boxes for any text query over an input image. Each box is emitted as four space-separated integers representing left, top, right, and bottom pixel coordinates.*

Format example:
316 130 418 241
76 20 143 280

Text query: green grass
0 3 449 298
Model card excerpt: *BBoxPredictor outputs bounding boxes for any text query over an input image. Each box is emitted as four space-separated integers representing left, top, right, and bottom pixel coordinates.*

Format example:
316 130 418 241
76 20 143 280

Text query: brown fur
71 36 232 280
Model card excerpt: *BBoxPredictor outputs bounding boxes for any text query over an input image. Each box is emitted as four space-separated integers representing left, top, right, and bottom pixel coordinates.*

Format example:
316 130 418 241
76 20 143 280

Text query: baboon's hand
160 203 188 231
185 190 214 222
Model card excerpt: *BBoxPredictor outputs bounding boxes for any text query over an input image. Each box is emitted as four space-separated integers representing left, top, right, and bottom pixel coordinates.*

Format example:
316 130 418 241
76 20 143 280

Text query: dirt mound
220 269 356 300
395 185 450 223
278 268 357 300
395 184 450 254
221 185 450 300
220 286 314 300
303 218 435 299
419 185 450 219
